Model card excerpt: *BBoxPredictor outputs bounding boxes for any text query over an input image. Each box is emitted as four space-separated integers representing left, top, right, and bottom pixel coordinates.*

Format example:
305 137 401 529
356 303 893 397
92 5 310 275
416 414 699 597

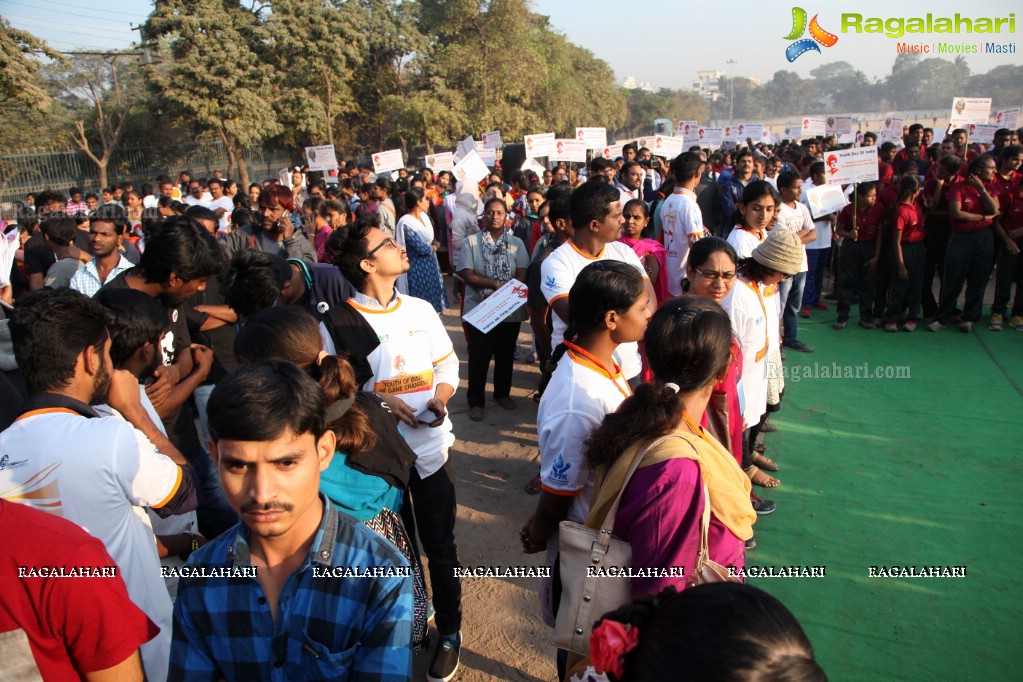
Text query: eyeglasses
366 237 398 257
693 267 736 283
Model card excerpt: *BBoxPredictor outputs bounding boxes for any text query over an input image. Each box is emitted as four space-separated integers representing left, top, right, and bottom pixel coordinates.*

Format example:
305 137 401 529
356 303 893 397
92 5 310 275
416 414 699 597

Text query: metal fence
0 141 299 208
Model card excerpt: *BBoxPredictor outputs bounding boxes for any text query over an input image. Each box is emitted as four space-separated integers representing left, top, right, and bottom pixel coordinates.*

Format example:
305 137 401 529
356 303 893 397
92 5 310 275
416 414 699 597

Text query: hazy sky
3 0 1020 86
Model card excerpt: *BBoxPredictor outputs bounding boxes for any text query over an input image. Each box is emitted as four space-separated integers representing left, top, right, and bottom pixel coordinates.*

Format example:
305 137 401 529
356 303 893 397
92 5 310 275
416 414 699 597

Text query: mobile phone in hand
415 406 446 428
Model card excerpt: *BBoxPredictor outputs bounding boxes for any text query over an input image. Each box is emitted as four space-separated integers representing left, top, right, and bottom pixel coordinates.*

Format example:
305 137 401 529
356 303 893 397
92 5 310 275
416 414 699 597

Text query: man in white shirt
1 288 199 682
182 180 210 207
614 161 644 206
660 152 707 296
206 178 234 233
774 171 817 352
540 181 655 384
329 219 464 682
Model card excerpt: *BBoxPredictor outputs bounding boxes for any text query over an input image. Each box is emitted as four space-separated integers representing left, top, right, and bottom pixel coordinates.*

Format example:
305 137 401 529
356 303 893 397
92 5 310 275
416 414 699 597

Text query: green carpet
747 311 1021 681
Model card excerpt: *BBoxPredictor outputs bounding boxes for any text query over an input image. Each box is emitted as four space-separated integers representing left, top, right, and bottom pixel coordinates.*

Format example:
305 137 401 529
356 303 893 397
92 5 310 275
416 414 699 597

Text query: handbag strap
697 483 712 565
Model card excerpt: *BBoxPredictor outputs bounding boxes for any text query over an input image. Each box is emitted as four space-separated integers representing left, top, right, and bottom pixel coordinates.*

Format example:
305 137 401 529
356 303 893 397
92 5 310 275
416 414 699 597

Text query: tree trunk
325 74 334 148
97 161 108 192
236 146 250 189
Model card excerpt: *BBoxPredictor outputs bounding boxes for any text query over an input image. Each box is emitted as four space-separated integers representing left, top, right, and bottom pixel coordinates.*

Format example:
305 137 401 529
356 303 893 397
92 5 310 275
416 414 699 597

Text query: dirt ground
411 304 557 682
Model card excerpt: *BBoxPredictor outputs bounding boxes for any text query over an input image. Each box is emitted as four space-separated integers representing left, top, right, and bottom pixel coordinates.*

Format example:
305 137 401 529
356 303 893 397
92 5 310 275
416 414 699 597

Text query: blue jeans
779 271 807 344
193 383 214 446
803 247 831 308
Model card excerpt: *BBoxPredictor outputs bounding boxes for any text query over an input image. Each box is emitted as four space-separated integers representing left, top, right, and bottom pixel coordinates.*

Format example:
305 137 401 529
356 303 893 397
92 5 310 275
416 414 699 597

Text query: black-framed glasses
366 237 398 257
693 267 736 283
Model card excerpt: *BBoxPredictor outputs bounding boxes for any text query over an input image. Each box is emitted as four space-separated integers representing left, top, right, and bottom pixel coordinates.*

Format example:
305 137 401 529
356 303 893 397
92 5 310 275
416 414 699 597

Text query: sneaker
902 321 917 332
782 339 815 353
884 322 898 333
512 349 520 360
859 318 876 330
959 321 973 333
428 632 462 682
989 314 1003 331
799 305 812 318
745 536 757 551
833 319 848 330
1011 316 1023 331
813 301 829 311
524 351 536 363
927 320 947 332
751 494 776 515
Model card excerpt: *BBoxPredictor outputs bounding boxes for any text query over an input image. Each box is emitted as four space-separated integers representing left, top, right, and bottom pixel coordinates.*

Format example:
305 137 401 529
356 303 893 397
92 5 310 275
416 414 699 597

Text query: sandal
525 474 542 495
745 465 781 488
751 452 779 472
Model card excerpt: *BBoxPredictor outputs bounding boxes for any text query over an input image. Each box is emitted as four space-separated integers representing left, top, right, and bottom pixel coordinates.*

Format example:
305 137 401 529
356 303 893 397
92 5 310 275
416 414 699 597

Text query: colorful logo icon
784 7 838 62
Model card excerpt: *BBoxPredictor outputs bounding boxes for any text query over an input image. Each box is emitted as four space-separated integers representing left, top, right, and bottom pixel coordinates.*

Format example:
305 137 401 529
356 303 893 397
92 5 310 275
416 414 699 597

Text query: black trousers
934 229 995 324
992 237 1023 317
884 242 925 323
465 320 520 408
400 458 462 635
837 240 878 322
921 218 949 317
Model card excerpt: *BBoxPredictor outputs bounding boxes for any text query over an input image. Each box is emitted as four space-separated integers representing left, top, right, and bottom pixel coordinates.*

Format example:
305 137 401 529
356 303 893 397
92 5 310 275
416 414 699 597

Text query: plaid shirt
69 254 133 297
170 495 413 681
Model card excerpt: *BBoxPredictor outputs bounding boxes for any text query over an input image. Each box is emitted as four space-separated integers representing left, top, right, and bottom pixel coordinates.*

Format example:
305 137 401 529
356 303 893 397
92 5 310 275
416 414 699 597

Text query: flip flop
752 452 779 472
745 465 781 488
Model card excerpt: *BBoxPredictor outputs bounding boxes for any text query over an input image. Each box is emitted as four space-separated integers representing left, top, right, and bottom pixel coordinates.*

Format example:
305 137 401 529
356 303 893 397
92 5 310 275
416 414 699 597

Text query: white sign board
968 123 1000 145
800 117 827 138
476 147 497 167
823 147 879 185
524 132 556 158
371 149 404 174
550 139 587 163
521 158 546 177
805 183 849 219
879 115 904 142
995 107 1020 129
462 279 529 333
651 134 685 159
424 152 454 172
453 136 477 164
826 116 854 135
305 145 337 172
737 123 764 142
601 144 624 160
452 150 490 185
482 131 503 149
575 127 608 149
677 120 699 138
949 97 992 129
695 127 724 148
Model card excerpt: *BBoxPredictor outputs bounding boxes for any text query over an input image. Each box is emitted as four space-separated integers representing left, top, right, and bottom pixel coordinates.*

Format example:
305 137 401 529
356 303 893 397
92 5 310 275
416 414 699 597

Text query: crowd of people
1 118 1019 681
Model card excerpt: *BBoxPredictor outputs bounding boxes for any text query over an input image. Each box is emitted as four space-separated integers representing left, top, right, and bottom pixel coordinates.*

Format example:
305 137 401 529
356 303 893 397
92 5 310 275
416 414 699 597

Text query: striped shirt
170 495 413 681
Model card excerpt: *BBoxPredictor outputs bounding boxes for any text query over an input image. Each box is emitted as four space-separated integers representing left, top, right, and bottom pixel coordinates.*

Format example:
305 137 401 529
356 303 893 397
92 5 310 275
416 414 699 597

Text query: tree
0 18 63 113
145 0 281 187
967 64 1023 110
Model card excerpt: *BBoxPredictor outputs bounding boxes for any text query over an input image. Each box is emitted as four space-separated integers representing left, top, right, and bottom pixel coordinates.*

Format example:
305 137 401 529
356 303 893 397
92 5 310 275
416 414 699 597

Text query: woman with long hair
233 306 428 650
397 185 448 312
582 296 756 599
521 261 651 630
620 199 668 304
458 197 529 421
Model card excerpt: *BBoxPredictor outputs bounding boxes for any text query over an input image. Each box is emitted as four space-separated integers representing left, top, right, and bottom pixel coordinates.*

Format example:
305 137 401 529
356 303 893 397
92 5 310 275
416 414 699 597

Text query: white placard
453 136 477 164
968 124 1000 145
737 123 763 142
723 124 738 141
651 134 685 159
305 145 337 172
601 144 624 160
521 158 546 177
836 132 858 145
800 117 827 138
879 115 904 142
462 279 529 333
550 139 587 163
695 127 724 148
524 133 556 158
823 147 879 185
371 149 404 174
805 183 849 219
452 150 490 185
762 130 781 145
949 97 991 129
482 131 503 149
476 147 497 167
825 116 853 135
575 127 608 149
424 152 454 172
677 120 699 138
995 107 1020 129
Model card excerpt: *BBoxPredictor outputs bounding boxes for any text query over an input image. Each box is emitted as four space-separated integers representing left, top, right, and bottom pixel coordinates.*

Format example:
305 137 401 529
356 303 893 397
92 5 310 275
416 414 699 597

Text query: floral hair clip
589 619 640 679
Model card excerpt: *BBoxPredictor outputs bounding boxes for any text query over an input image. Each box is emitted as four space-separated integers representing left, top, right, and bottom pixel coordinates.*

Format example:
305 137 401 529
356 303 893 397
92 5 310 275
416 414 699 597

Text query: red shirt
1003 191 1023 233
892 203 925 243
923 177 954 217
877 161 894 186
837 201 885 241
947 181 995 232
0 500 158 679
878 184 900 213
990 171 1022 206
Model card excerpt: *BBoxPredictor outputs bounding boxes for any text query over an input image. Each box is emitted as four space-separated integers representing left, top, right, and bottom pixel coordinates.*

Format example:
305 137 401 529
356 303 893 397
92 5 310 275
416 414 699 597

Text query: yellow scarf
585 425 755 541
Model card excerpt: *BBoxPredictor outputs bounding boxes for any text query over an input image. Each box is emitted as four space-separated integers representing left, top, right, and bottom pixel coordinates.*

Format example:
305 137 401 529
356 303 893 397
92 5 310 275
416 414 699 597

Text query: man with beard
70 206 134 296
101 216 235 540
0 287 198 682
222 185 317 263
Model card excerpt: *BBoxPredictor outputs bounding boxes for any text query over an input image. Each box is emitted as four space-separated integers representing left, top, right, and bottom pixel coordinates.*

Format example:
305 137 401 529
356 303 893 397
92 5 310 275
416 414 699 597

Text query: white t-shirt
801 187 834 250
540 240 648 380
208 195 234 233
183 194 210 207
660 188 706 296
0 407 183 682
726 225 765 260
775 202 812 272
537 347 632 526
721 276 769 427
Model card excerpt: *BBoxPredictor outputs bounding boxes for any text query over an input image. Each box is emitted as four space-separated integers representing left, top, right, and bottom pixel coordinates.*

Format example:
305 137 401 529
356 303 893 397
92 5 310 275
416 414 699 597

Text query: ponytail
584 383 685 470
313 353 377 454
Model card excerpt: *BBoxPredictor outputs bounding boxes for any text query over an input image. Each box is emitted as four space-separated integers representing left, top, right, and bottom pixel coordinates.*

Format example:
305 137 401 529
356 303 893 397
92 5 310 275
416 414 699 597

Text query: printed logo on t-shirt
545 275 556 290
549 453 571 483
316 301 330 314
0 454 28 471
2 461 63 516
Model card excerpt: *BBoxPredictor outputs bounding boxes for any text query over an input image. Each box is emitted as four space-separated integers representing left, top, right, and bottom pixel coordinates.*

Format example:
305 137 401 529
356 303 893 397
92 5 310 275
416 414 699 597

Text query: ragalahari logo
784 7 839 62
